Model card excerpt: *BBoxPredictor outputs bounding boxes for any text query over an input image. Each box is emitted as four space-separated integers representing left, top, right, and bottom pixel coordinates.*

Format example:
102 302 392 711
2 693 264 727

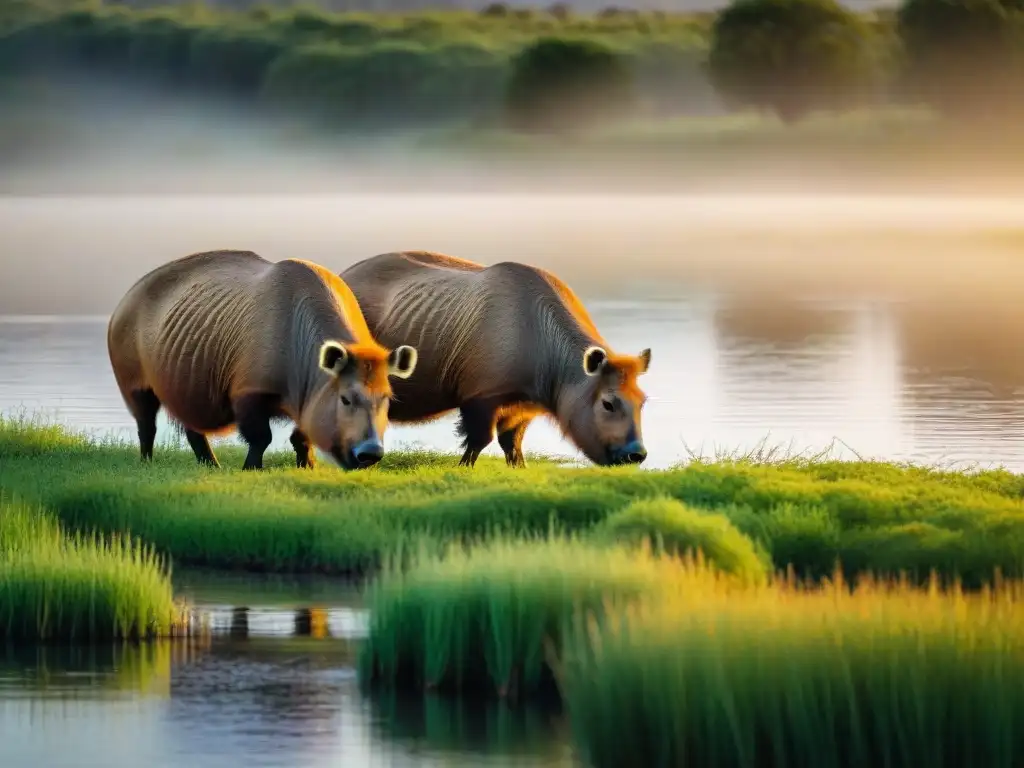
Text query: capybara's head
563 345 651 467
301 339 418 469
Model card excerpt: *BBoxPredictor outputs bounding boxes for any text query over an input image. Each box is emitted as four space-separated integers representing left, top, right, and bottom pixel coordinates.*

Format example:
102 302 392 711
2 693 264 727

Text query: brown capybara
340 250 651 468
107 249 418 471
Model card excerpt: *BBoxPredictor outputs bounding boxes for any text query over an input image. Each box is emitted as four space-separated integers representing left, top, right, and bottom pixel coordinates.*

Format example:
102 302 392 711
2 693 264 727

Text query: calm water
0 571 573 768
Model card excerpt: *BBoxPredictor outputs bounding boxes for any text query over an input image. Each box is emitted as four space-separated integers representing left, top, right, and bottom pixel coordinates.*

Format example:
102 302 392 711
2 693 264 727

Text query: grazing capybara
340 250 651 468
107 249 418 471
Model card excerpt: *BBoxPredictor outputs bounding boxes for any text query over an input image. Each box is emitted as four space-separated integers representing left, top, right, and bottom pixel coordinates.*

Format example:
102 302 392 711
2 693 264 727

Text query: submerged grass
563 568 1024 768
3 417 1024 584
0 494 186 643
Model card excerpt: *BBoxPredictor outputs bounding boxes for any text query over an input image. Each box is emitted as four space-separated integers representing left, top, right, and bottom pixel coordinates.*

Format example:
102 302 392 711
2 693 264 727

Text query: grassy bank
2 418 1024 585
0 494 186 643
563 567 1024 767
359 538 1024 763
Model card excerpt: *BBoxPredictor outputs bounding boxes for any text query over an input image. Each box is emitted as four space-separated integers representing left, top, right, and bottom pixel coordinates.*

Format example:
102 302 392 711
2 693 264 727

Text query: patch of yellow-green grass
562 569 1024 768
357 537 680 699
3 418 1024 585
0 494 187 644
592 496 770 583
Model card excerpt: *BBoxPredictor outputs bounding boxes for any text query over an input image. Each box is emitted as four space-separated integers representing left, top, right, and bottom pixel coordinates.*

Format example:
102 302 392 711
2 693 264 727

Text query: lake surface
0 571 573 768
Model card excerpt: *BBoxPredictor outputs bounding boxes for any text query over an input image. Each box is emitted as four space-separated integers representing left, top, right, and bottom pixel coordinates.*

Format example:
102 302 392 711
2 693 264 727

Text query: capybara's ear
319 341 349 376
638 348 651 374
583 346 608 376
387 345 418 379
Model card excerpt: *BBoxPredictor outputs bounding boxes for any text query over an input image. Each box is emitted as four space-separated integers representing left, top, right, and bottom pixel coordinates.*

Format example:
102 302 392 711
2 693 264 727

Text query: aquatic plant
358 537 674 698
0 496 186 643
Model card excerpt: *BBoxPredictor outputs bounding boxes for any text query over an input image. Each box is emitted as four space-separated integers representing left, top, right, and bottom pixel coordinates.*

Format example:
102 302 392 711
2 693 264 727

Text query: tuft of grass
3 419 1024 585
562 568 1024 768
0 494 187 643
592 496 770 583
358 537 676 699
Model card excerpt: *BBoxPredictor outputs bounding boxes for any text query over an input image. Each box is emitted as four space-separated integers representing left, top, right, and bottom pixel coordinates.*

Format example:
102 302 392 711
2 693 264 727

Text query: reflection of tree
0 642 174 699
714 295 853 351
367 690 569 760
896 300 1024 403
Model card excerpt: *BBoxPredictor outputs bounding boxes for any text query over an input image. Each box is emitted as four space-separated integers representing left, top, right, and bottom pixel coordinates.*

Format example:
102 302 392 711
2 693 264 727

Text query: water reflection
0 603 573 768
369 691 572 763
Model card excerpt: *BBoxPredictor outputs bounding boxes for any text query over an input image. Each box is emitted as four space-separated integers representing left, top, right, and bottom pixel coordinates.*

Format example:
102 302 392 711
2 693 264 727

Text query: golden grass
563 562 1024 767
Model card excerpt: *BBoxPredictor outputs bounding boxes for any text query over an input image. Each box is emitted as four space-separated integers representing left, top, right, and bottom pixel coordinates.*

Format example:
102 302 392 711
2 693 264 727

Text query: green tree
504 36 635 134
707 0 878 122
896 0 1024 120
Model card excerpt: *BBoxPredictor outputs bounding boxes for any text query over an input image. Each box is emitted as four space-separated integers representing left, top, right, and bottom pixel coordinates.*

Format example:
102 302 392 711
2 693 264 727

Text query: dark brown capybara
107 249 418 470
340 250 651 468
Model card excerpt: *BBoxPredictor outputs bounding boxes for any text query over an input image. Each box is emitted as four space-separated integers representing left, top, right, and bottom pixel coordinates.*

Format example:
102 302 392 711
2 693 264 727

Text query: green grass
358 533 1024 768
592 496 771 583
358 537 676 699
562 568 1024 768
3 417 1024 585
0 493 187 643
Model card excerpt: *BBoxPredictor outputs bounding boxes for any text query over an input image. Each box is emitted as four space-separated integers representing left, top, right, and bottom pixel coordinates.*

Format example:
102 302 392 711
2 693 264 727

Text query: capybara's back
107 249 269 429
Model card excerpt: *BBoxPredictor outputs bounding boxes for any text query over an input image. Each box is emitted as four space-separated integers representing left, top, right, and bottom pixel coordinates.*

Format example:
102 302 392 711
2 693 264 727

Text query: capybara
340 250 651 468
107 249 418 471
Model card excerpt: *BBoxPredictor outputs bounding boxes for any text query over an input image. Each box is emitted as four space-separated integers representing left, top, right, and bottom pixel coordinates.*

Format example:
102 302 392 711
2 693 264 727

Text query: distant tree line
0 0 1021 134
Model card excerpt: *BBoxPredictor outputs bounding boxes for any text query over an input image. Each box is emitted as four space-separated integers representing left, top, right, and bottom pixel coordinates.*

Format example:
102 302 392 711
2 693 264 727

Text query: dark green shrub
896 0 1024 119
186 26 287 95
3 9 137 70
127 16 202 84
261 40 508 126
323 19 383 46
547 2 571 20
481 3 510 17
707 0 879 122
504 36 635 134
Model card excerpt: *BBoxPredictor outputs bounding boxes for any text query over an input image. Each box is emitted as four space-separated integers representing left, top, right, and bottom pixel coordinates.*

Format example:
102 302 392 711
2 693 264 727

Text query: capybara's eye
341 395 352 407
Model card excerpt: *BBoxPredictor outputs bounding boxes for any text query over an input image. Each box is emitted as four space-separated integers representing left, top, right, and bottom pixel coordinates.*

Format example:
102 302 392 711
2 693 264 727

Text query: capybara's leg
129 388 161 462
233 393 277 471
289 427 315 469
456 398 500 468
497 415 534 468
185 429 220 468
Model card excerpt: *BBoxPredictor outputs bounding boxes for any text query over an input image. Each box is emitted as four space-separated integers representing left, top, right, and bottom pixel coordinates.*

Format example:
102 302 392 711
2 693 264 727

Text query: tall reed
562 567 1024 768
0 497 185 643
358 537 675 699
